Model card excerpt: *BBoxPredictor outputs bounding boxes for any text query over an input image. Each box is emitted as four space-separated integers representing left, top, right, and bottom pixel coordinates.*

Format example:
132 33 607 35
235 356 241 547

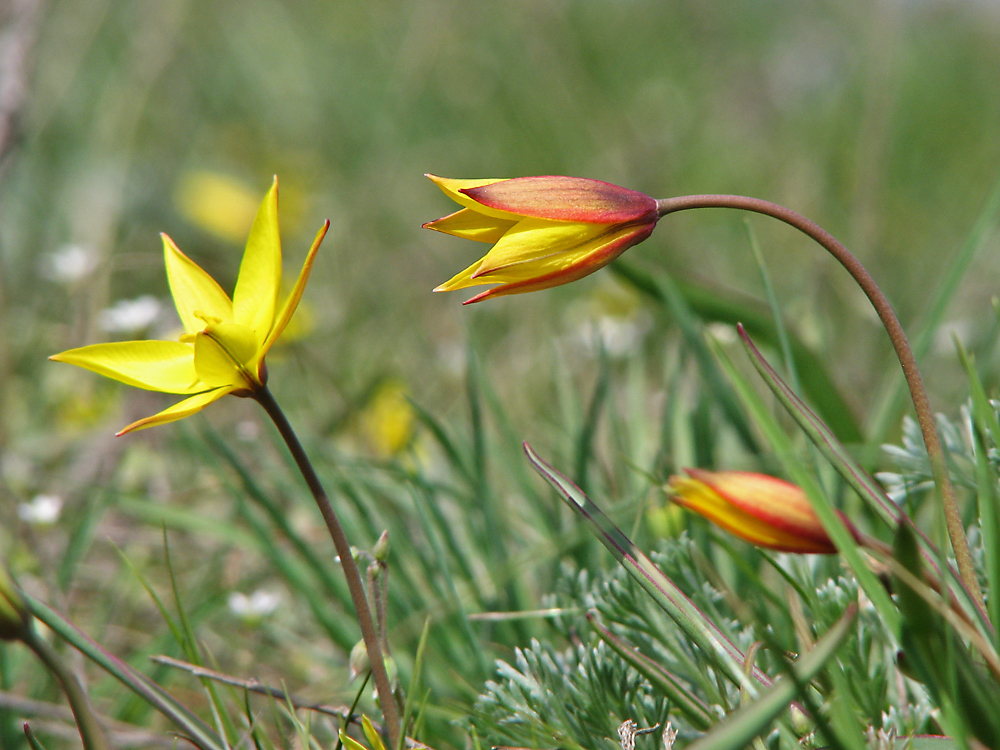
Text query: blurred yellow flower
425 174 659 303
51 177 329 435
667 469 837 554
360 380 414 457
175 171 262 242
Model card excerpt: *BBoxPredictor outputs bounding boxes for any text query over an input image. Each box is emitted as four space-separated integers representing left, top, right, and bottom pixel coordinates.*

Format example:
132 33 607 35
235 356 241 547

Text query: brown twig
149 655 429 750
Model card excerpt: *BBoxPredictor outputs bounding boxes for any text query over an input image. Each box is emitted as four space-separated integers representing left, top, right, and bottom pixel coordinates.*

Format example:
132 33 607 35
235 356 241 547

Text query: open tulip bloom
425 174 659 303
668 469 838 554
51 177 329 435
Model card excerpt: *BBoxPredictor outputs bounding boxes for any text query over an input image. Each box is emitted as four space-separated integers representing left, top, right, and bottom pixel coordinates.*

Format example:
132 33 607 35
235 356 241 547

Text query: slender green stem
254 386 401 750
656 194 985 614
21 626 111 750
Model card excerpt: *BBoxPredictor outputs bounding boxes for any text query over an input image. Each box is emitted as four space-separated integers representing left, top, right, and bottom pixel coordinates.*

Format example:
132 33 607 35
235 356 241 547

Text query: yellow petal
433 255 483 292
193 324 260 389
473 219 604 277
163 234 234 334
422 207 516 243
695 471 829 544
262 220 329 357
116 388 232 436
50 341 202 394
425 175 522 221
361 716 387 750
452 222 658 303
339 732 369 750
233 176 281 349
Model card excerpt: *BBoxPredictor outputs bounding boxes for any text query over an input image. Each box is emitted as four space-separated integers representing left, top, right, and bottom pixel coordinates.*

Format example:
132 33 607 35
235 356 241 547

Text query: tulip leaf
22 594 226 750
708 334 901 636
735 326 898 527
956 339 1000 641
684 603 857 750
893 521 1000 749
523 442 771 693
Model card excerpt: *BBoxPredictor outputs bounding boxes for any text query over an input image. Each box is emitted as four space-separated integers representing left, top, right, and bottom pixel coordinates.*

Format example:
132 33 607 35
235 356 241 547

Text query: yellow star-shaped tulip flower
51 177 329 435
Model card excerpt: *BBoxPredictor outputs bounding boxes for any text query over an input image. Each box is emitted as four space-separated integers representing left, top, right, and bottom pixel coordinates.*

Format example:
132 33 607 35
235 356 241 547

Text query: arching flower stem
655 194 984 614
254 386 401 750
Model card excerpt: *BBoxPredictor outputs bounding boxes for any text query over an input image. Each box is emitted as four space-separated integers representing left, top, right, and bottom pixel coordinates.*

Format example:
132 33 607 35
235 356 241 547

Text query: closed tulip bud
667 469 837 554
425 175 659 303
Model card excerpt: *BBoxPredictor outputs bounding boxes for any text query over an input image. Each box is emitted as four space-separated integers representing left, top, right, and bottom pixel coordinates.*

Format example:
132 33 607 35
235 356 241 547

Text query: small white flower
228 589 280 619
41 245 98 283
18 495 63 525
577 313 652 358
98 295 162 333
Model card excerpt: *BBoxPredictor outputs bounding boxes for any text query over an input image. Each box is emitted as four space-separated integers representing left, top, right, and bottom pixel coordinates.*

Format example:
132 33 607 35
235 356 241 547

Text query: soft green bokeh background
2 0 1000 745
4 0 999 433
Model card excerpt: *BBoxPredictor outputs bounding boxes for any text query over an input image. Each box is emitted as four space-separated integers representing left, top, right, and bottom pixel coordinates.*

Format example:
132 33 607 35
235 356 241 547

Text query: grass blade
523 442 770 693
684 604 857 750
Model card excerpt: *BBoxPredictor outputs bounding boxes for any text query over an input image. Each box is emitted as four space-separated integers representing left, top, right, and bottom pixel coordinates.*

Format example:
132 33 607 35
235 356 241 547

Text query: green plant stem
21 626 111 750
254 386 401 750
656 194 985 614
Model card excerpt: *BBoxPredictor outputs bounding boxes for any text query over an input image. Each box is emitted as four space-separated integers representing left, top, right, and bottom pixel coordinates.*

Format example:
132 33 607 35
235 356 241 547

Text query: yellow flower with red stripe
51 177 328 435
425 174 659 303
667 469 837 554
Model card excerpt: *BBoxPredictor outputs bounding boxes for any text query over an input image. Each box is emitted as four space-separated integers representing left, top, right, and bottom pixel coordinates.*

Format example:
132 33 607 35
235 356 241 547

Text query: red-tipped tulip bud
666 469 837 554
425 175 659 303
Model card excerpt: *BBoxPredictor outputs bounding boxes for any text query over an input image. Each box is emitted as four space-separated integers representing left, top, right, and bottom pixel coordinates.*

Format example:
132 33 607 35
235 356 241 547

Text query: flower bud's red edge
462 176 658 224
685 468 836 549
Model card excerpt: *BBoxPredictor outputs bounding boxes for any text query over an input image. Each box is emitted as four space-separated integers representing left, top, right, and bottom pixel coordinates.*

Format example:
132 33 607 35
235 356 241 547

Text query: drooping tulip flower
425 174 659 303
667 469 837 554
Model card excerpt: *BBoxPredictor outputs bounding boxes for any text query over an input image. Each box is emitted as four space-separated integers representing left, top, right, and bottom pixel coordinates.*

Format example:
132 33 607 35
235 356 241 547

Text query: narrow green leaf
523 442 770 693
956 340 1000 641
708 333 901 636
574 343 610 494
739 326 989 635
21 724 49 750
684 604 857 750
22 594 226 750
893 522 1000 749
744 218 801 396
163 531 239 744
398 617 431 750
736 325 899 527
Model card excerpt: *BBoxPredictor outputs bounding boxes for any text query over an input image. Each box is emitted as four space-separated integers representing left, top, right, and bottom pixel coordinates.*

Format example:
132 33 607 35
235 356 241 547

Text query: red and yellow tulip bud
667 469 837 554
425 175 659 303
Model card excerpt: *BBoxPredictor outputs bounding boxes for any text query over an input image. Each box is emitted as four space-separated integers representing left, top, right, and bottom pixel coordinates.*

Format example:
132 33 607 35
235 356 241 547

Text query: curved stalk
22 626 111 750
656 194 984 613
254 386 401 750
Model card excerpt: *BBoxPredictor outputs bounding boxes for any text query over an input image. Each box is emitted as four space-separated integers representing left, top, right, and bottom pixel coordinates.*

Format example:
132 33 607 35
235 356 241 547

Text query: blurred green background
2 0 1000 745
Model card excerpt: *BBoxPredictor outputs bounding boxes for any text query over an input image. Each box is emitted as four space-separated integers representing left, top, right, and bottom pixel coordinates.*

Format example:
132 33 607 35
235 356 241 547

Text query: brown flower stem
255 386 401 749
656 195 985 614
22 626 112 750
